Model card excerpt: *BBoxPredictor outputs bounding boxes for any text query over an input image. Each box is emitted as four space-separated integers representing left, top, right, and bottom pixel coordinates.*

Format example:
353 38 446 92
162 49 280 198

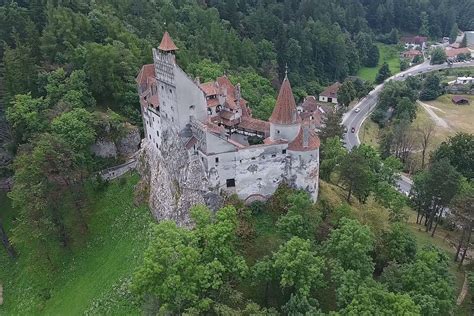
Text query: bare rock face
91 124 140 159
90 139 117 158
117 125 140 157
137 129 222 226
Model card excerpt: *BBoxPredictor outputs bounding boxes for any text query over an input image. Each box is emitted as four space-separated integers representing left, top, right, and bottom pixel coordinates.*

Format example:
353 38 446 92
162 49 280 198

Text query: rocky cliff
91 124 141 159
137 129 222 226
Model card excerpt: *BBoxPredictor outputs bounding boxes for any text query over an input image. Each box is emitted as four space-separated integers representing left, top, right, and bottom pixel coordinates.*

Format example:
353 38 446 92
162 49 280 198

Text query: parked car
351 127 356 133
354 107 361 113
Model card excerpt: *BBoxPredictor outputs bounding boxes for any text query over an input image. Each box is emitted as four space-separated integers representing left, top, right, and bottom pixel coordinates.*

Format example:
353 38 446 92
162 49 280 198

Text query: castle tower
269 74 301 142
152 32 208 131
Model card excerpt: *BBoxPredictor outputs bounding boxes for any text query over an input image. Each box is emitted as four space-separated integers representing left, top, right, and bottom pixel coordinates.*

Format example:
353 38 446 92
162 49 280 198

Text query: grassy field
412 94 474 155
426 94 474 134
359 118 380 149
361 94 474 161
0 174 152 315
357 43 402 82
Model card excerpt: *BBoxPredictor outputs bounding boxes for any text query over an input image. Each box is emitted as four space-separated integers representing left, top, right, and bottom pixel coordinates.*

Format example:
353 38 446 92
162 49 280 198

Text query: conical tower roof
269 76 301 125
158 31 178 52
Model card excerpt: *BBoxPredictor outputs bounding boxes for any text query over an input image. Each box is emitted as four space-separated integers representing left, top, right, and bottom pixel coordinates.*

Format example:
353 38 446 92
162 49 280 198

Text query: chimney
236 83 241 107
302 125 309 149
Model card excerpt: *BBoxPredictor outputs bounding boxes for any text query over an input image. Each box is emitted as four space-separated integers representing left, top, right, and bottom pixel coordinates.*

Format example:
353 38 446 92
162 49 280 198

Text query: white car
354 108 361 113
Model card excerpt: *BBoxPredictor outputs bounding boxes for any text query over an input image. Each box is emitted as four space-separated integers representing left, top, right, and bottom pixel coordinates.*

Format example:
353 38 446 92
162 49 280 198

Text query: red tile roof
287 125 320 151
269 77 301 125
451 95 470 104
214 76 249 114
446 48 471 58
206 98 220 108
205 121 226 134
136 64 155 86
239 117 270 133
185 136 198 150
402 49 422 57
200 82 218 96
320 82 341 98
158 31 178 52
219 110 235 120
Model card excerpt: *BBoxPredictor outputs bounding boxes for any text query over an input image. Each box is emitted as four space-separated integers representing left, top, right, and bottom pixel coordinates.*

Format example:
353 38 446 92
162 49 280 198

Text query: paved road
342 60 474 194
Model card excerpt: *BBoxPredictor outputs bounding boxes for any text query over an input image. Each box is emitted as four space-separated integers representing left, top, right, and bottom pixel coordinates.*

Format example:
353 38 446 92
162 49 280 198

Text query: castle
136 32 319 217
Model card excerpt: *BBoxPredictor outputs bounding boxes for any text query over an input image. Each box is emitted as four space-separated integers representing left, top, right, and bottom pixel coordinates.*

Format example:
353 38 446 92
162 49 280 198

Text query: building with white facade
318 82 341 104
137 32 320 205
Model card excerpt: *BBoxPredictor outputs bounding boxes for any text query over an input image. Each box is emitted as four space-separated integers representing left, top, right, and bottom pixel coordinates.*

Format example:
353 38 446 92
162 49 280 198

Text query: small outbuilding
451 95 470 105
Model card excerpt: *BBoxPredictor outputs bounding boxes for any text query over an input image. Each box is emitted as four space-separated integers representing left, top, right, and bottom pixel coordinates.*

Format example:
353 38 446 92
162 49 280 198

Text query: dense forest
1 0 474 315
2 0 474 124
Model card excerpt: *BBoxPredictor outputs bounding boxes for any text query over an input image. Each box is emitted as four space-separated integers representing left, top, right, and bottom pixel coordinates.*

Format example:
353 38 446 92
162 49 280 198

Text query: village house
297 96 333 131
401 49 422 61
445 47 472 62
401 35 428 50
137 32 320 203
451 96 470 105
318 82 341 104
455 77 474 85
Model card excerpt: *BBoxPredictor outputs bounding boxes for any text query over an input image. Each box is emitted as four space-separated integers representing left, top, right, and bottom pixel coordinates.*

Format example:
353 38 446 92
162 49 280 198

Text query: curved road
342 60 474 193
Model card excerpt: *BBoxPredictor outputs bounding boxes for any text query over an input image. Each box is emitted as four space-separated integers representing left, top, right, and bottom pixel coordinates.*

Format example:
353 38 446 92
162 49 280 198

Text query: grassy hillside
0 174 152 315
358 43 402 82
1 177 468 314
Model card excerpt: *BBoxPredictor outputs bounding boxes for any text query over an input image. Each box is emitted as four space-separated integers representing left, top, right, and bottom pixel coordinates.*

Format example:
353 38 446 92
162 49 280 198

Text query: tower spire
284 63 288 79
158 31 178 53
269 76 301 125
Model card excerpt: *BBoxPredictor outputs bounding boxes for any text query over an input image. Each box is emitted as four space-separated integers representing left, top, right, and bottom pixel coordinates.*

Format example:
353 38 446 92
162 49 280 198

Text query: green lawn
357 43 402 82
359 119 380 149
0 174 152 315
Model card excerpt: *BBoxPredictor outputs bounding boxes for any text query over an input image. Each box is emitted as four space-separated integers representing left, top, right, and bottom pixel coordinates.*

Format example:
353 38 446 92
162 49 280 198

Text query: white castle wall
270 122 300 142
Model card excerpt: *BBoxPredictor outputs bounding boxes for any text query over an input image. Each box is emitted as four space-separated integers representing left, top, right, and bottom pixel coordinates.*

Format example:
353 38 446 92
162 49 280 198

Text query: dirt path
417 100 451 129
424 103 446 113
457 272 468 305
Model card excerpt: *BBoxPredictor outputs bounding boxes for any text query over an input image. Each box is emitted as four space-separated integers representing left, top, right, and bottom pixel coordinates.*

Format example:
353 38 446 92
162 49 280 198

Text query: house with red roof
319 82 341 104
401 36 428 50
137 32 320 210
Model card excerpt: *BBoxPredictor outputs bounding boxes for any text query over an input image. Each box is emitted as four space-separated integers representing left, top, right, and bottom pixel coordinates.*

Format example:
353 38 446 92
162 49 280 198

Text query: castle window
161 85 164 90
226 178 236 188
282 149 287 154
149 134 151 139
156 143 158 148
189 105 195 110
271 154 276 158
251 157 256 160
156 131 159 137
215 157 219 163
152 117 155 122
170 89 173 94
277 130 280 134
